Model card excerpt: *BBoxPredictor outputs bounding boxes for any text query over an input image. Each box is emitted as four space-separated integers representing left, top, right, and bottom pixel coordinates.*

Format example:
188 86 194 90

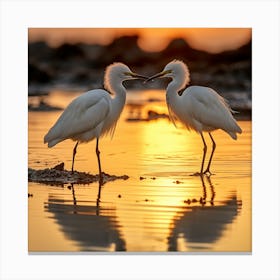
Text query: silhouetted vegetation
28 35 251 115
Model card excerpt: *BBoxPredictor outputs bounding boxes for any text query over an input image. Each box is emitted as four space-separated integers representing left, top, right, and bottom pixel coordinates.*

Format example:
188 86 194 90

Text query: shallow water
28 90 251 252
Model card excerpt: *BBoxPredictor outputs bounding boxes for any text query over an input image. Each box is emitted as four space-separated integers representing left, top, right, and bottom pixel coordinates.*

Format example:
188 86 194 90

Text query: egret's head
146 60 190 89
104 63 147 92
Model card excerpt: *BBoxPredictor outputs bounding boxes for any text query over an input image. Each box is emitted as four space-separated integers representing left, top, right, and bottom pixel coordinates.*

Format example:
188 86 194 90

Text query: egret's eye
124 72 131 77
164 69 173 75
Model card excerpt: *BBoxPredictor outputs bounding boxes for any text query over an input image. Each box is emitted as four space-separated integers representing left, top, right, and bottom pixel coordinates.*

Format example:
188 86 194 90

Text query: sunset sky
28 28 251 53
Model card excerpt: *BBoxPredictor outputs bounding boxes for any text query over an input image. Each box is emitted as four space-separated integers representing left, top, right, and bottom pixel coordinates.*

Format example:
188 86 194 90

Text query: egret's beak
145 70 172 82
125 72 148 80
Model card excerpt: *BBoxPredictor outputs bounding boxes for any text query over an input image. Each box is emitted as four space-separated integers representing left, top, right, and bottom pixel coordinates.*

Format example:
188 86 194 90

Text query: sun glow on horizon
28 28 251 53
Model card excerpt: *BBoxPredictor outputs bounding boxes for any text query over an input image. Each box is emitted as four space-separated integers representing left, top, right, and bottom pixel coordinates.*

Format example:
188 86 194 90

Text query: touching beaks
125 72 148 80
145 69 172 83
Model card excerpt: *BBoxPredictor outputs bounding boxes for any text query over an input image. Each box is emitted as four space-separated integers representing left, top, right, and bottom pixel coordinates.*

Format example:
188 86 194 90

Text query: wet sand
28 163 129 185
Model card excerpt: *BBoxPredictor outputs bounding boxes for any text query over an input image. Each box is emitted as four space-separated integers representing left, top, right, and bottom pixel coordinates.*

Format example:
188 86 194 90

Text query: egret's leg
200 133 207 175
96 181 102 215
206 176 215 205
199 174 207 204
70 183 77 206
71 141 79 173
204 133 216 174
96 138 103 184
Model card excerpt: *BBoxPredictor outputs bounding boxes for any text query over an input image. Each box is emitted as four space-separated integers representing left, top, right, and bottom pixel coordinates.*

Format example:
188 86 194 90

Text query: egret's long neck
166 64 190 97
110 83 126 114
166 87 179 120
166 77 189 115
166 78 184 107
166 79 184 95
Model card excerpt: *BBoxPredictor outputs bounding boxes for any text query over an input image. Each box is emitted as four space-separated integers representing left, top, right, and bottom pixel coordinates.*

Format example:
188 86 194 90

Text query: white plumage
147 60 242 175
45 90 111 147
44 62 147 183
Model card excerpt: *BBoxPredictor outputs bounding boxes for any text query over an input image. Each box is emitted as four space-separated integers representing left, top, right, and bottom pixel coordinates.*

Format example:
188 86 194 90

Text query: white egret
44 63 147 183
147 60 242 175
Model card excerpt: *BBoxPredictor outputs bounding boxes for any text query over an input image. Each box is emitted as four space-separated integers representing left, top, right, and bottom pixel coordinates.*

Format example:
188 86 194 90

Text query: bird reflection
70 183 77 206
45 181 126 251
168 175 241 251
200 175 215 205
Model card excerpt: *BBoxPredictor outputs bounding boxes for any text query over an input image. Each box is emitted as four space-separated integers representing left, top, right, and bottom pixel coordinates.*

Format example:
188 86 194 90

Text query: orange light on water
29 91 251 252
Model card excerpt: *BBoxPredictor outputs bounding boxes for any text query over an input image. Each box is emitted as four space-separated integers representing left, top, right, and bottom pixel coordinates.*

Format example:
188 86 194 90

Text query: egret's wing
44 90 111 146
184 87 240 133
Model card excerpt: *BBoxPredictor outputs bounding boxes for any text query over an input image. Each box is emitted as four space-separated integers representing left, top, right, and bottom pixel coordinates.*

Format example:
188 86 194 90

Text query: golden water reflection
28 90 251 252
45 184 126 252
168 176 241 251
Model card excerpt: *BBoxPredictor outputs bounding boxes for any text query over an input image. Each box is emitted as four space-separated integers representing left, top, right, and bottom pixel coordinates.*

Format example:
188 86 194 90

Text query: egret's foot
203 170 213 176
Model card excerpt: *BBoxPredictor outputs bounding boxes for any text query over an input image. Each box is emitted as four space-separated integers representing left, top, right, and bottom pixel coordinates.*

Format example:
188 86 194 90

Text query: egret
44 63 147 183
147 60 242 175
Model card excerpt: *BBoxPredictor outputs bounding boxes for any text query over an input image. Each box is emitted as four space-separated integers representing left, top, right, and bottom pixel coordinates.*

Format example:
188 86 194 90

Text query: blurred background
28 28 251 118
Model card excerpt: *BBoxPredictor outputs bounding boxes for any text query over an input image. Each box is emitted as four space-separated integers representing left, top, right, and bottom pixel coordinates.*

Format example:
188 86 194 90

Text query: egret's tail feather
44 131 62 148
47 139 61 148
227 123 242 140
228 131 238 140
236 125 242 134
